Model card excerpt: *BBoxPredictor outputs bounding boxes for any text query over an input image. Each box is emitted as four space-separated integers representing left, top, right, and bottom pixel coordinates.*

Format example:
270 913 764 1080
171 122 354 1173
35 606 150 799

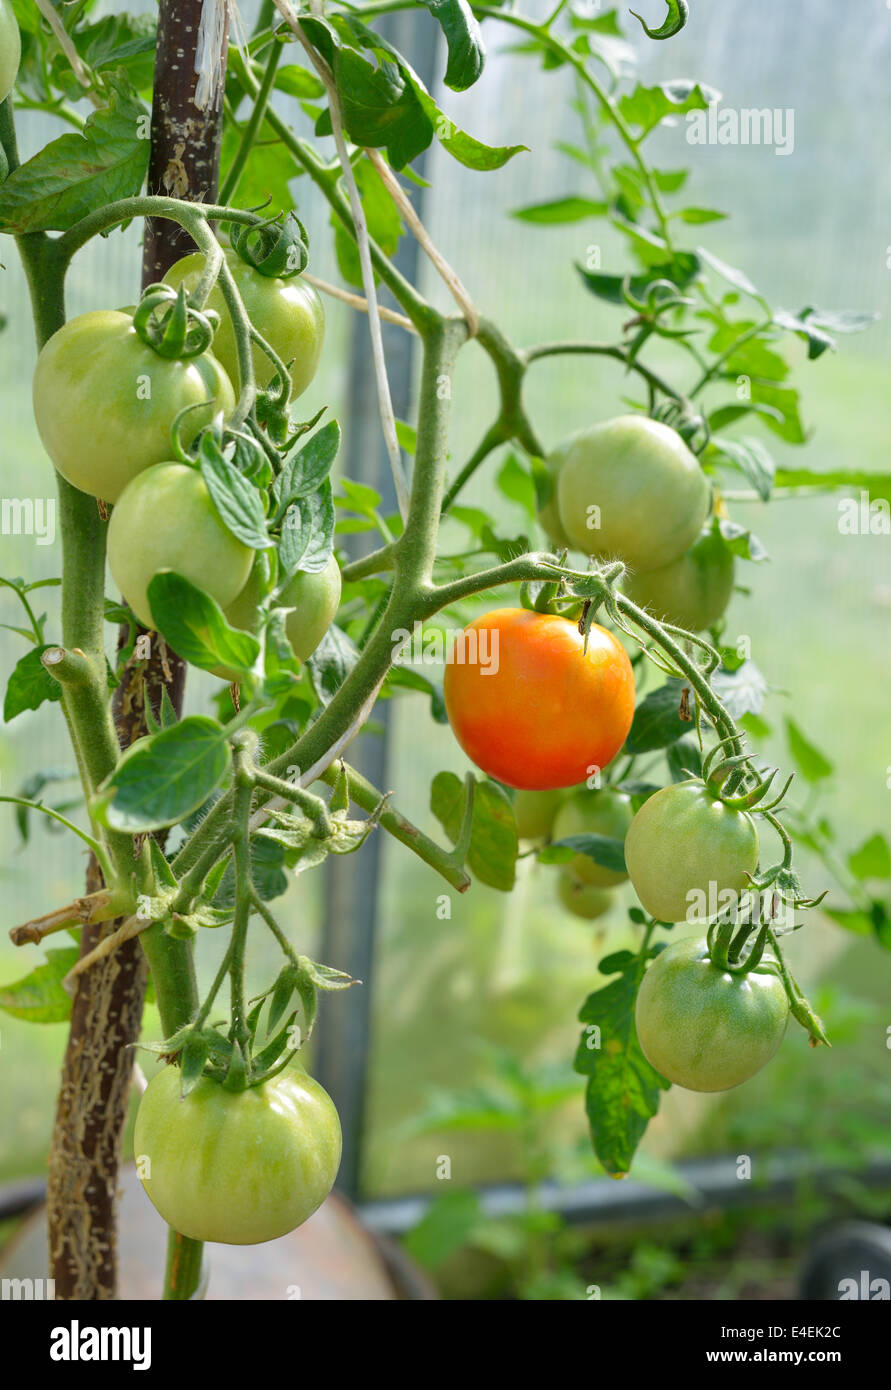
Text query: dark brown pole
46 0 229 1300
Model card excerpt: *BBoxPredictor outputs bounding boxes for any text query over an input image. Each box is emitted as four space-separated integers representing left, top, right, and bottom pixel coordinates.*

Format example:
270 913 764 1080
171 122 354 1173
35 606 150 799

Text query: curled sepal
702 735 746 785
168 399 221 466
712 765 778 810
676 410 710 457
230 211 309 279
298 955 359 992
755 771 795 814
180 1032 210 1095
131 283 220 360
736 921 770 972
707 918 735 970
222 1037 249 1092
630 0 690 40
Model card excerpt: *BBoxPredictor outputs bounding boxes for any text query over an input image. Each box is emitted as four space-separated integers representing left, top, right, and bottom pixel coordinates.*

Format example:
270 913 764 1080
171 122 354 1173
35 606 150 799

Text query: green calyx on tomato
556 414 711 571
134 1062 342 1245
557 872 613 921
32 310 235 503
0 0 21 105
623 524 735 632
623 778 759 924
229 212 309 279
163 246 325 399
107 462 254 630
635 934 789 1092
552 787 633 887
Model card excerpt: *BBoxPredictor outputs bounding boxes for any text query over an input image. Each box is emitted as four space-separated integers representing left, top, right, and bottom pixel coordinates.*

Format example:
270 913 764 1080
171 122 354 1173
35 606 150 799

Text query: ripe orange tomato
443 608 635 790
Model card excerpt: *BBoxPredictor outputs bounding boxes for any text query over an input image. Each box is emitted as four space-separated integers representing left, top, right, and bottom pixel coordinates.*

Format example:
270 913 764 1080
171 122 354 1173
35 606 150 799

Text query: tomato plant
556 416 711 571
32 311 235 503
107 462 255 630
164 247 325 399
443 609 635 789
634 935 789 1093
624 778 759 924
0 0 884 1303
134 1062 341 1245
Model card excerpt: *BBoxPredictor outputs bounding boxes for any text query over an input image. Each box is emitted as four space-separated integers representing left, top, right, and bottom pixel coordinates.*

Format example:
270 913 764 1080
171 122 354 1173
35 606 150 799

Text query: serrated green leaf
0 74 150 233
625 680 691 754
574 953 668 1175
100 718 231 832
199 437 270 550
3 645 63 722
0 948 80 1023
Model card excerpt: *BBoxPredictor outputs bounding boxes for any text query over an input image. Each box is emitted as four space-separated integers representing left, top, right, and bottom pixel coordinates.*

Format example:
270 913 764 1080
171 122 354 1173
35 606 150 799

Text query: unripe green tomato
552 787 633 887
556 415 711 571
134 1063 342 1245
32 310 235 503
537 437 576 549
557 872 613 920
624 779 759 924
635 935 788 1092
163 247 325 399
0 0 21 105
107 462 253 629
513 788 565 841
623 527 735 631
224 552 342 661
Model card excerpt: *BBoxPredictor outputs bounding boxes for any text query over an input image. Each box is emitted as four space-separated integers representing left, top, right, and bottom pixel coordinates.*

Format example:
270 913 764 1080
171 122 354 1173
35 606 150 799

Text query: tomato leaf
279 482 335 581
0 73 150 234
99 718 231 833
273 421 341 521
577 252 700 305
618 80 716 139
848 834 891 882
146 572 260 678
574 951 668 1176
0 947 80 1023
421 0 485 91
430 772 516 891
199 436 270 550
496 453 536 517
305 624 361 706
512 195 608 224
541 834 627 876
711 660 768 721
3 645 63 722
403 1189 484 1269
625 680 691 753
784 717 834 783
708 437 775 501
